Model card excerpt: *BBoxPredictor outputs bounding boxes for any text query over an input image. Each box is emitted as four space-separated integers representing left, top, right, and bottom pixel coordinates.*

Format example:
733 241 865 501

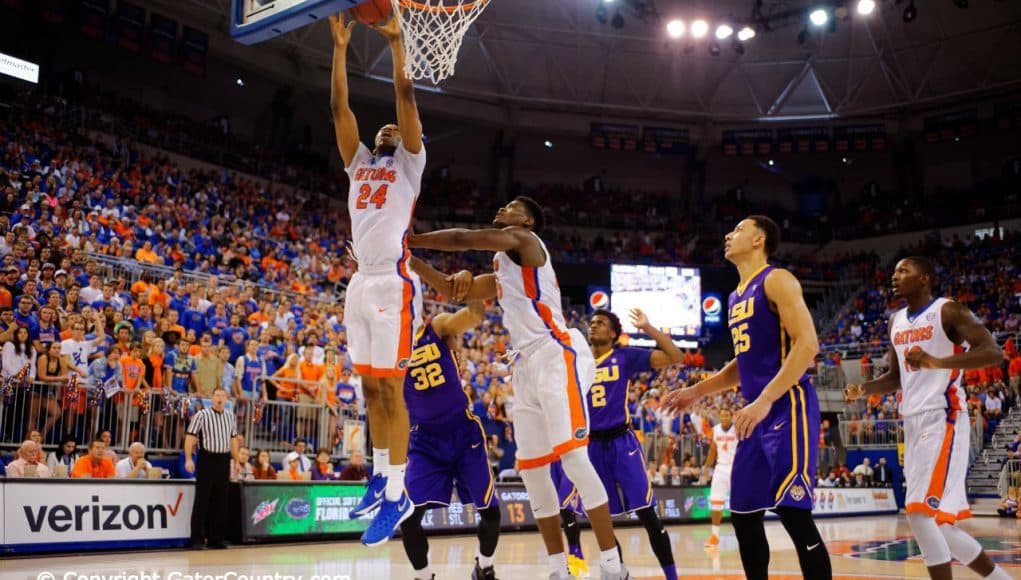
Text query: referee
185 387 239 549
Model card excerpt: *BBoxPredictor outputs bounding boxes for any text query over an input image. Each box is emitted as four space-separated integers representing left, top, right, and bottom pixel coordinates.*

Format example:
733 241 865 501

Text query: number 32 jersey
404 321 469 426
346 142 426 267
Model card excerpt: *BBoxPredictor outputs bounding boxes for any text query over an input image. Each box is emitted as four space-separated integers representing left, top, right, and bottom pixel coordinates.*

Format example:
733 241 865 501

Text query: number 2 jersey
346 142 426 268
404 321 470 425
588 347 653 431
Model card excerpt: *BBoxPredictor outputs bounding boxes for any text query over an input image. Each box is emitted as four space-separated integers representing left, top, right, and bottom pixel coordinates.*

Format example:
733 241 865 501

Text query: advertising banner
810 487 898 517
2 480 194 553
239 482 720 541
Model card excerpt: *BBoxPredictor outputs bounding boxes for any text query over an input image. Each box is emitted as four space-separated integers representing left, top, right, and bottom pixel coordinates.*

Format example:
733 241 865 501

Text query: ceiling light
544 140 553 148
737 26 756 41
856 0 875 16
667 19 685 38
809 8 829 27
691 19 708 38
715 24 733 40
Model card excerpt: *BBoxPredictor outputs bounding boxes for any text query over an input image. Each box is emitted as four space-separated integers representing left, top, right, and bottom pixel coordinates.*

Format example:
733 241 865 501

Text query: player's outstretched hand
447 270 473 301
369 15 401 42
629 308 650 331
844 383 865 403
661 386 700 414
733 398 770 440
328 12 356 48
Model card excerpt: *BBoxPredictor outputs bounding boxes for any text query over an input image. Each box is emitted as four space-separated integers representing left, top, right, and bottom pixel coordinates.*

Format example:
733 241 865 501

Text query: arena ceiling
147 0 1021 124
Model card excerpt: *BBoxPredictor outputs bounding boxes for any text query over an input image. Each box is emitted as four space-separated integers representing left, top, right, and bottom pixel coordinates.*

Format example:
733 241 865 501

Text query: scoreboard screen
610 264 702 337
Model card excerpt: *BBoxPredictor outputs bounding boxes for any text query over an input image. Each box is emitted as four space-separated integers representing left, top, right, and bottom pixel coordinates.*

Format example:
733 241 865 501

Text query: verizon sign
3 481 195 548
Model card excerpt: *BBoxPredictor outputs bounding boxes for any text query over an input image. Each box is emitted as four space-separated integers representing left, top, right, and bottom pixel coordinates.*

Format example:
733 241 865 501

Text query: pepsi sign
702 294 723 326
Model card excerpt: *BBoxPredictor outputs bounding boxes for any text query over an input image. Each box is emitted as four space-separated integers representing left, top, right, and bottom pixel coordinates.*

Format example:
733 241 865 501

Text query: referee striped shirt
186 407 238 453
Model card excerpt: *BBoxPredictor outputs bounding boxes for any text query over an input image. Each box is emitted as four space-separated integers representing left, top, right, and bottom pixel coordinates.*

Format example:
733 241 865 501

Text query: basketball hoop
391 0 491 84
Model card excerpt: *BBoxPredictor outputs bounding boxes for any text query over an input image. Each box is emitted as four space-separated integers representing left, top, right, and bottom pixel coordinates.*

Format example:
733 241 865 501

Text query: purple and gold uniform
550 459 579 511
583 346 655 516
404 323 496 510
728 265 819 513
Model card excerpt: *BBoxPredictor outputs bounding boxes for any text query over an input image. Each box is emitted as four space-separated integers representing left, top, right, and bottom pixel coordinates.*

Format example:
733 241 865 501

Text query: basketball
350 0 393 25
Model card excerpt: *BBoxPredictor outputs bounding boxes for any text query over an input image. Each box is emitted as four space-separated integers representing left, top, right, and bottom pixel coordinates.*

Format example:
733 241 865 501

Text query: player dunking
845 257 1011 580
662 216 832 580
409 198 628 579
587 308 682 580
704 407 737 547
396 299 500 580
329 13 424 545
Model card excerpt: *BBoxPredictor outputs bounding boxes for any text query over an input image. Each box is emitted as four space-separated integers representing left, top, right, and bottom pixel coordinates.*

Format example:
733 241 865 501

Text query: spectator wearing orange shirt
71 438 117 478
1009 353 1021 400
134 240 162 264
297 348 324 442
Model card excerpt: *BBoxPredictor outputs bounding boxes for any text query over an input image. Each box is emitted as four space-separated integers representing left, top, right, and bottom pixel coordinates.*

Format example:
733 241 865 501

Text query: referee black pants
191 450 230 546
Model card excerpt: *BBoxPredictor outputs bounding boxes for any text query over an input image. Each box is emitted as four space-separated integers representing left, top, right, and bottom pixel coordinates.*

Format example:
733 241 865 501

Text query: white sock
985 566 1011 580
372 448 389 477
600 547 622 574
712 524 720 536
478 553 495 568
548 552 569 578
385 462 406 501
413 566 432 580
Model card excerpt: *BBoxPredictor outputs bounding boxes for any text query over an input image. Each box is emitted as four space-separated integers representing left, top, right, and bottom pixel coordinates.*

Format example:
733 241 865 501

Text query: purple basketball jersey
587 347 652 431
405 322 468 425
727 265 819 512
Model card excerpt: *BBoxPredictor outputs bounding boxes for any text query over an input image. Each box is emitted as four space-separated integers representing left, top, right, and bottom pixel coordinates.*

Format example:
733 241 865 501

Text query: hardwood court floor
3 515 1018 579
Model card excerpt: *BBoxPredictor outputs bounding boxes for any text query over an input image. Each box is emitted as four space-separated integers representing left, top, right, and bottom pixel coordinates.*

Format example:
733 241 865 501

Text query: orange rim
399 0 488 14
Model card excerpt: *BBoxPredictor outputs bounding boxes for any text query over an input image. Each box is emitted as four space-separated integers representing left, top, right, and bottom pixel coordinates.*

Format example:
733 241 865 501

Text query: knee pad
939 523 982 565
906 514 952 566
520 464 560 519
560 448 609 509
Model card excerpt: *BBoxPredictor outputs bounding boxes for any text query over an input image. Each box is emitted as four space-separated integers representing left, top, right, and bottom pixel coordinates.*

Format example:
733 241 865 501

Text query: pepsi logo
589 291 609 310
702 296 721 316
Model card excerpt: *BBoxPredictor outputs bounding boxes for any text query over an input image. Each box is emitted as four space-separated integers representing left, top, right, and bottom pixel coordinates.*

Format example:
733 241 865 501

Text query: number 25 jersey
727 265 810 403
346 142 426 268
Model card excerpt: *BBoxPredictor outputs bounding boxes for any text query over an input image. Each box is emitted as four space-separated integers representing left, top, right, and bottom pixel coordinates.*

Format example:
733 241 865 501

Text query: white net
391 0 491 84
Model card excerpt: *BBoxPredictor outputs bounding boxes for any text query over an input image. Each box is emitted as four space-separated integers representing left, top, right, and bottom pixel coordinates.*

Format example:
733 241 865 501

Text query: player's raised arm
370 17 423 155
432 301 486 338
328 13 361 167
629 308 684 368
733 268 819 439
905 301 1003 370
409 227 525 253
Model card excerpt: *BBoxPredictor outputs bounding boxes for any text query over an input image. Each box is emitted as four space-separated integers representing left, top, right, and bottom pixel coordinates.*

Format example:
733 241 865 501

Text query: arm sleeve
186 411 203 437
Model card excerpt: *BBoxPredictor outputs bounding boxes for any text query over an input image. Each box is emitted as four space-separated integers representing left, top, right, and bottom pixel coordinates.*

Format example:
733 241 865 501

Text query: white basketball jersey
346 143 426 267
890 297 966 418
713 423 738 468
493 234 570 350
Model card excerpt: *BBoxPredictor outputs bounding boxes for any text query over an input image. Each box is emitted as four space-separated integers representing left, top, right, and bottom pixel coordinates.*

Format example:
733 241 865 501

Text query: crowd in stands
815 456 895 489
